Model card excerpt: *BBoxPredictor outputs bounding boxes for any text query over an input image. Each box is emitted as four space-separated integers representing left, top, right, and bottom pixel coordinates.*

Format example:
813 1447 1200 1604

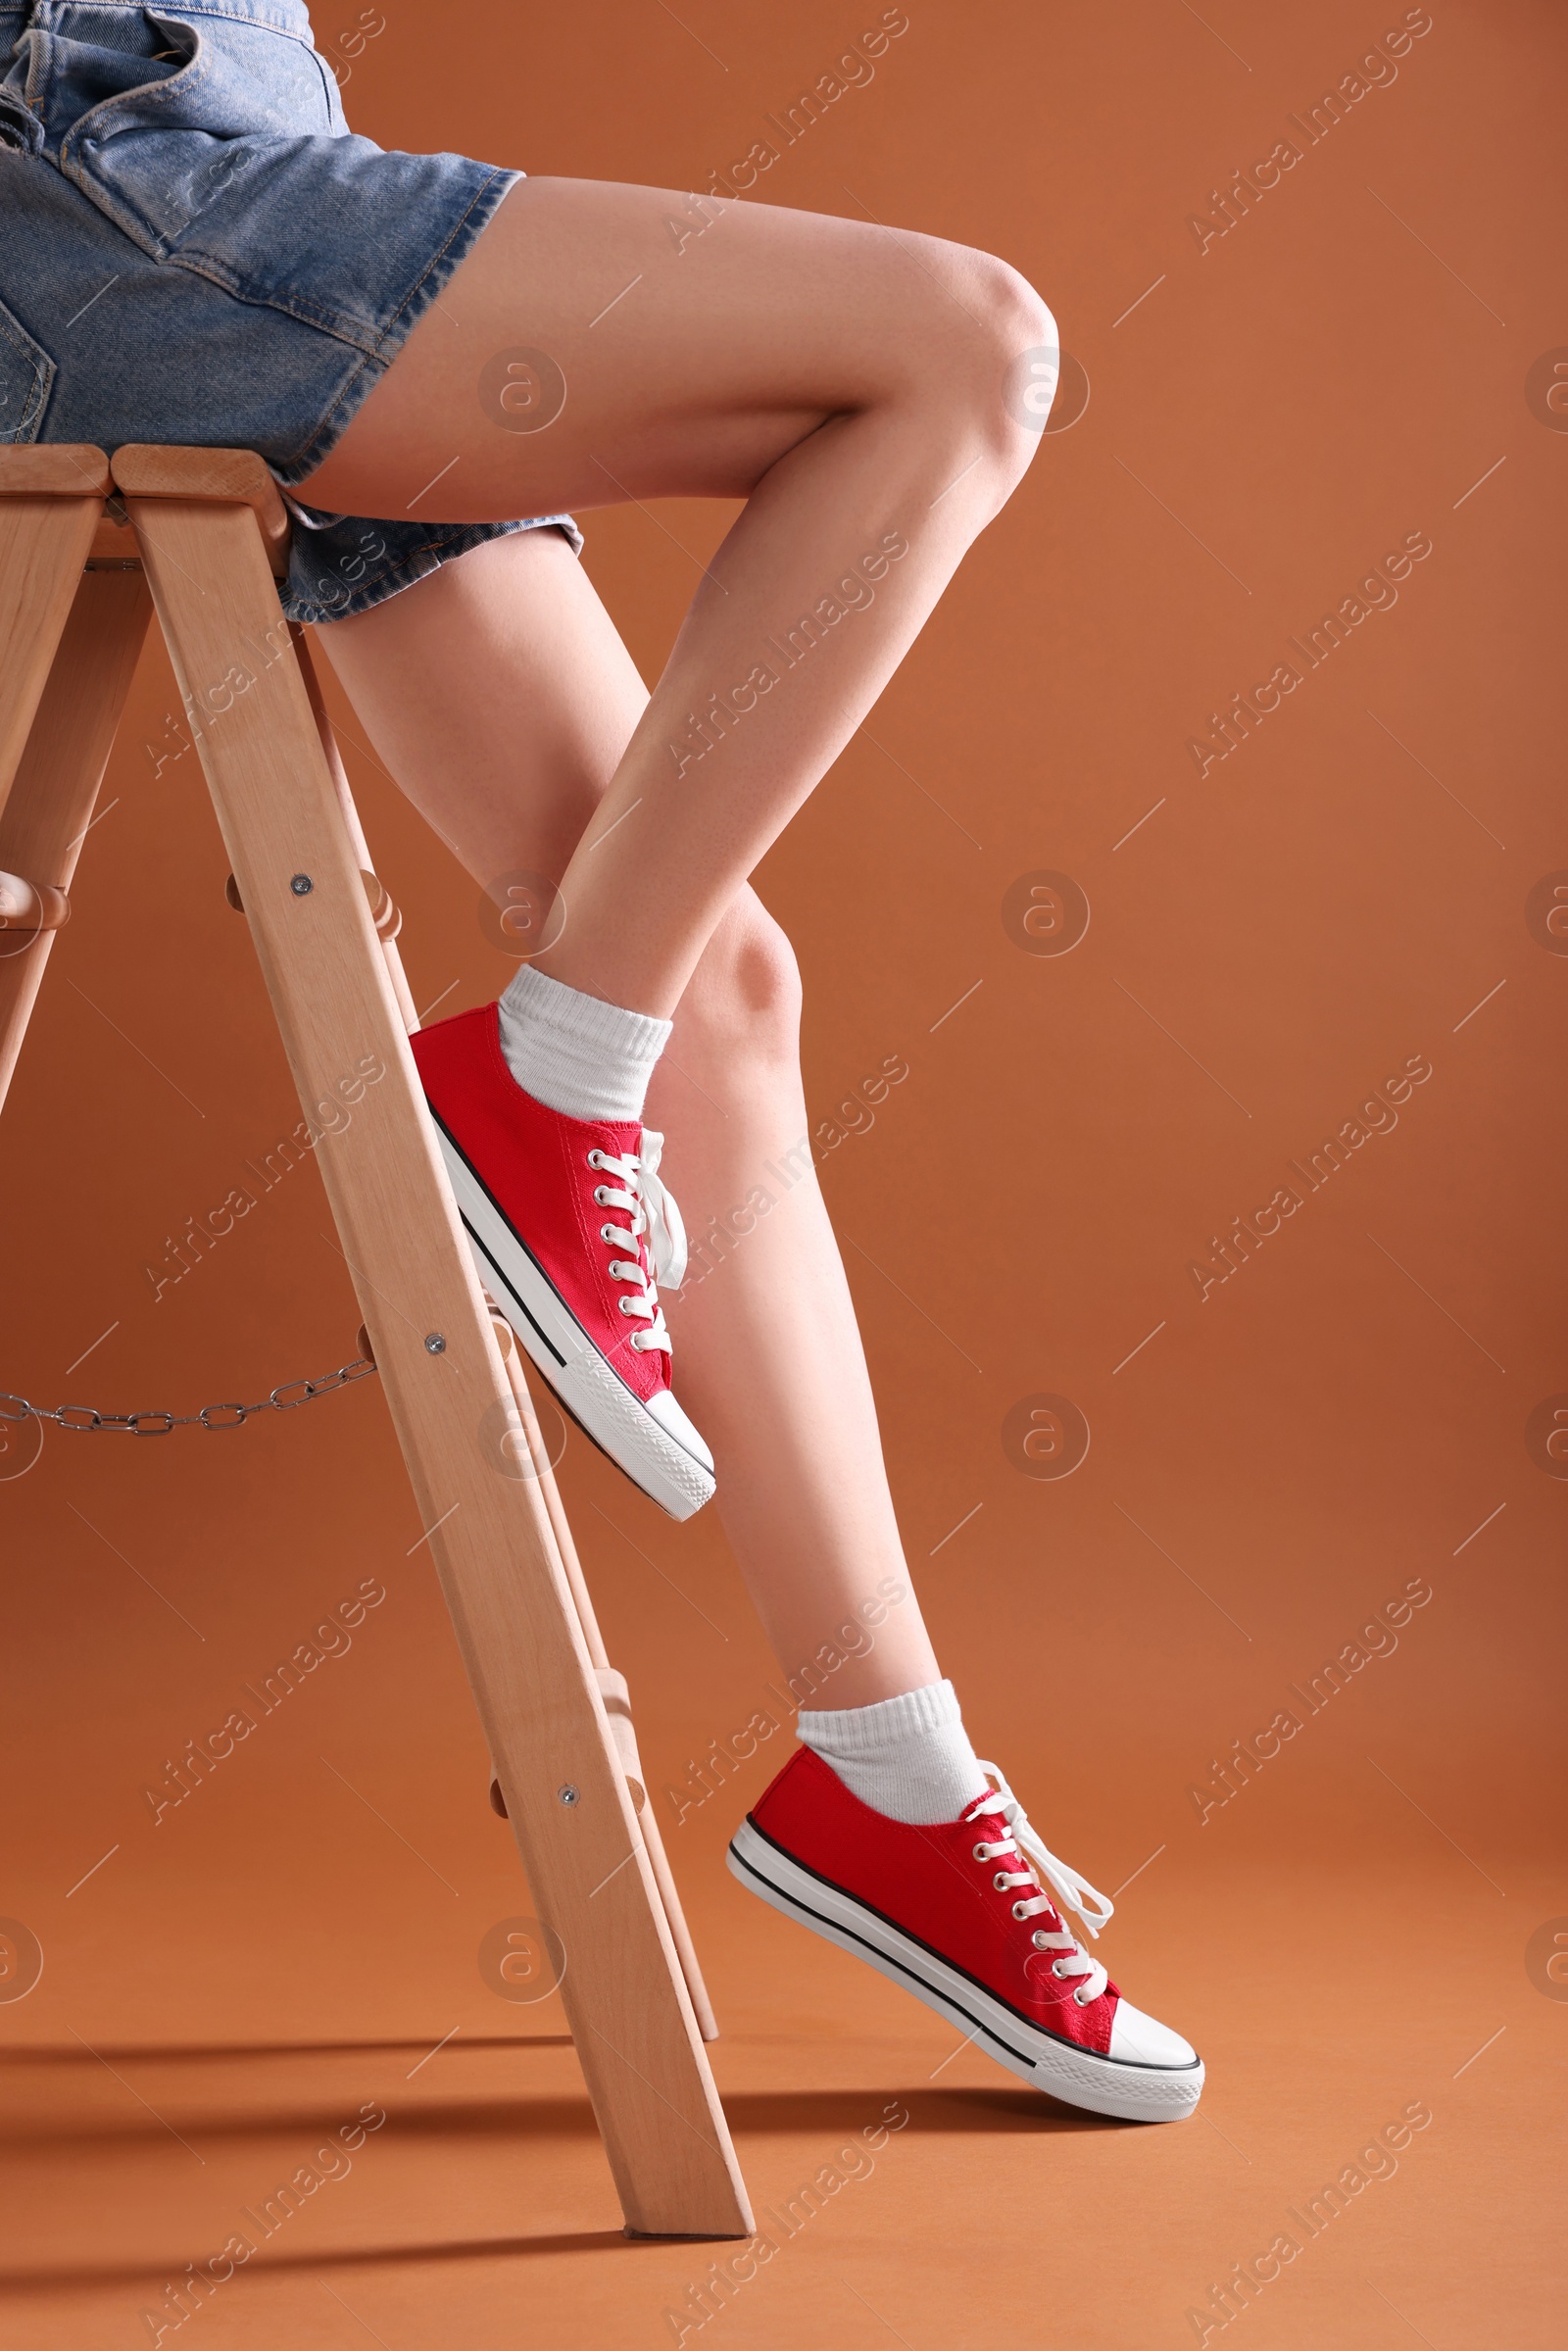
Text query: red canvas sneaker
728 1746 1202 2121
411 1003 714 1520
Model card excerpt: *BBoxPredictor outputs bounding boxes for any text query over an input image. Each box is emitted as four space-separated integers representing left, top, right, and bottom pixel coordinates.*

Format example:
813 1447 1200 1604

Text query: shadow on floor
0 2036 575 2065
0 2229 643 2294
0 2081 1120 2291
725 2083 1117 2134
0 2093 606 2153
2 2078 1115 2162
3 2087 1112 2292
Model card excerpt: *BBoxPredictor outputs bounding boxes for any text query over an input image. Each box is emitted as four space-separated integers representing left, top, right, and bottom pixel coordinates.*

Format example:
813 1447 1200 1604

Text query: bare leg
315 529 940 1707
289 170 1206 2114
298 177 1053 1013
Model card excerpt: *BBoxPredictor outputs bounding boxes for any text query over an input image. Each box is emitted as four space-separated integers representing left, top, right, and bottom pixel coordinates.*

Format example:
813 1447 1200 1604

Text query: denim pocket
54 9 334 261
0 292 56 443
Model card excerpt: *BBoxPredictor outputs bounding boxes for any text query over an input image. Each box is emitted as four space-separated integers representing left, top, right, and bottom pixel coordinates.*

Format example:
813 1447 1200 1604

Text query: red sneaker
411 1003 714 1520
728 1746 1202 2121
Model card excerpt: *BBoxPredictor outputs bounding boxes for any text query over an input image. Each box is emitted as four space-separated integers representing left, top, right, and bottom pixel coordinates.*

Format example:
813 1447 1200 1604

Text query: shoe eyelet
594 1186 610 1205
972 1842 989 1863
1032 1932 1051 1949
992 1873 1010 1893
1051 1959 1068 1979
618 1298 635 1315
587 1150 605 1169
1073 1988 1093 2007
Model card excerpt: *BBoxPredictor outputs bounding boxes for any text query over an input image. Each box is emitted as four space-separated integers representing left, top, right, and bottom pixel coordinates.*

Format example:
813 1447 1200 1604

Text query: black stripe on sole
730 1813 1201 2105
728 1826 1042 2077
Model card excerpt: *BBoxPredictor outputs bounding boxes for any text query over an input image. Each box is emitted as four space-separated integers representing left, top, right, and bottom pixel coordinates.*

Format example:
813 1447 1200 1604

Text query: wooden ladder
0 442 751 2240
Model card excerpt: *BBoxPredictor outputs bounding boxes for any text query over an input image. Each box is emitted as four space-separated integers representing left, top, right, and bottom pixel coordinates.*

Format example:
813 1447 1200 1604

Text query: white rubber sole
429 1113 715 1523
728 1818 1203 2123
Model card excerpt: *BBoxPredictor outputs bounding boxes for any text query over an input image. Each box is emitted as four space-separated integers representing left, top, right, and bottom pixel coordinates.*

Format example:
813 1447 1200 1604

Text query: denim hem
266 162 523 484
279 513 583 627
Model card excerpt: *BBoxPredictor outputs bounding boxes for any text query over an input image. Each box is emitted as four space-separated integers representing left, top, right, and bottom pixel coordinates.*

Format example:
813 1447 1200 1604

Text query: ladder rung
0 872 69 932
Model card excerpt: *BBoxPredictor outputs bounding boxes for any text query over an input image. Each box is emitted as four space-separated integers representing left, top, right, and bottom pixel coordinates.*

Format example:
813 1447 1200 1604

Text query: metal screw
558 1784 579 1807
290 873 314 896
423 1332 446 1355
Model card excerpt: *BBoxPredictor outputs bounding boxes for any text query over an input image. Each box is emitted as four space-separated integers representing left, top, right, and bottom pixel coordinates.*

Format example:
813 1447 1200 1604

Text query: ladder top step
0 445 289 573
112 445 291 566
0 446 112 497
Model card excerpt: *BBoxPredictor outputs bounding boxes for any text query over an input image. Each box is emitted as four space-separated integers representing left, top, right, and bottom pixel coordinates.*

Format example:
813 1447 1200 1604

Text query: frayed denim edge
281 513 583 627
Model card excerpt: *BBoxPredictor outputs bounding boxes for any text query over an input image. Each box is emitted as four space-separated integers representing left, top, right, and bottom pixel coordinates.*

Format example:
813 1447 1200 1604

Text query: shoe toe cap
1107 1997 1199 2070
645 1386 714 1473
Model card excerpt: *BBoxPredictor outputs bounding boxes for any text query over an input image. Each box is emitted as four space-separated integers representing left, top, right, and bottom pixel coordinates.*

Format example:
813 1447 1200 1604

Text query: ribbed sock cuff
497 961 671 1122
796 1678 991 1826
797 1678 963 1751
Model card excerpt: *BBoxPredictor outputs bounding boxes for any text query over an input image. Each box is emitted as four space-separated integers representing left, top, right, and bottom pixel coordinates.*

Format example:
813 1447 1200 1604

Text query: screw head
289 873 314 896
557 1784 579 1807
424 1333 446 1354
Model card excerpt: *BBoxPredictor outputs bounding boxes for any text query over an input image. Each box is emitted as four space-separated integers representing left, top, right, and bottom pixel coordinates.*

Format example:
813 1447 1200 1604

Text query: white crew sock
497 962 671 1123
796 1679 991 1826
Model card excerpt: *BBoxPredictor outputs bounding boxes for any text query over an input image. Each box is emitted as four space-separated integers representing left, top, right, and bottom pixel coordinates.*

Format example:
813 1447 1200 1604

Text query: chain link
0 1354 377 1436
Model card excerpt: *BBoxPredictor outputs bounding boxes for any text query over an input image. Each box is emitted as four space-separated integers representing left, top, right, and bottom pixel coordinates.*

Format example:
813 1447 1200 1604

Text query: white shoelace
965 1764 1116 2006
588 1131 687 1357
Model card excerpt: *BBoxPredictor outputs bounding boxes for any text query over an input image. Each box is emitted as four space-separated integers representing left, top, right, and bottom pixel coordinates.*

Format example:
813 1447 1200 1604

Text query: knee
677 893 802 1073
900 237 1057 450
965 248 1057 370
960 251 1057 457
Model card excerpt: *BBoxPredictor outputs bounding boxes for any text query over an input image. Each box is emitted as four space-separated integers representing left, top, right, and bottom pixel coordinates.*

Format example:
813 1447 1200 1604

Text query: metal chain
0 1353 377 1437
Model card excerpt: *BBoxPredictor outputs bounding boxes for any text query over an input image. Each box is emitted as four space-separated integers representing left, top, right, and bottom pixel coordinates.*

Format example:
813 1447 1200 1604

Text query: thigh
314 525 781 954
314 525 637 897
295 175 997 522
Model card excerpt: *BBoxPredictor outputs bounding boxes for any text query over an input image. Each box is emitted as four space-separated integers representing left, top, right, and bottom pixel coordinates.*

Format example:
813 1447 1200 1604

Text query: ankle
796 1678 989 1826
497 961 670 1122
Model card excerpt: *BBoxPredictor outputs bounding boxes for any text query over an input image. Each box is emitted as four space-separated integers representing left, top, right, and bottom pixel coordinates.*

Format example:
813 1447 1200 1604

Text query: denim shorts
0 0 580 622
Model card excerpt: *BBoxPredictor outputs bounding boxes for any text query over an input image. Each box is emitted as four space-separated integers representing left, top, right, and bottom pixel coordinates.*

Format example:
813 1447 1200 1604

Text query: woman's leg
314 527 941 1708
307 188 1201 2116
298 177 1054 1013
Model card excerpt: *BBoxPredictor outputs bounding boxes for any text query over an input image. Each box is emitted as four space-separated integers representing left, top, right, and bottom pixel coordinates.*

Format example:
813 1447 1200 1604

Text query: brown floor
1 1637 1558 2350
3 1872 1559 2351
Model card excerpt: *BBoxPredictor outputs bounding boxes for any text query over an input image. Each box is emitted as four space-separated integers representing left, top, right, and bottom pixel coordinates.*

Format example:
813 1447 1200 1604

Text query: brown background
2 1 1563 2343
